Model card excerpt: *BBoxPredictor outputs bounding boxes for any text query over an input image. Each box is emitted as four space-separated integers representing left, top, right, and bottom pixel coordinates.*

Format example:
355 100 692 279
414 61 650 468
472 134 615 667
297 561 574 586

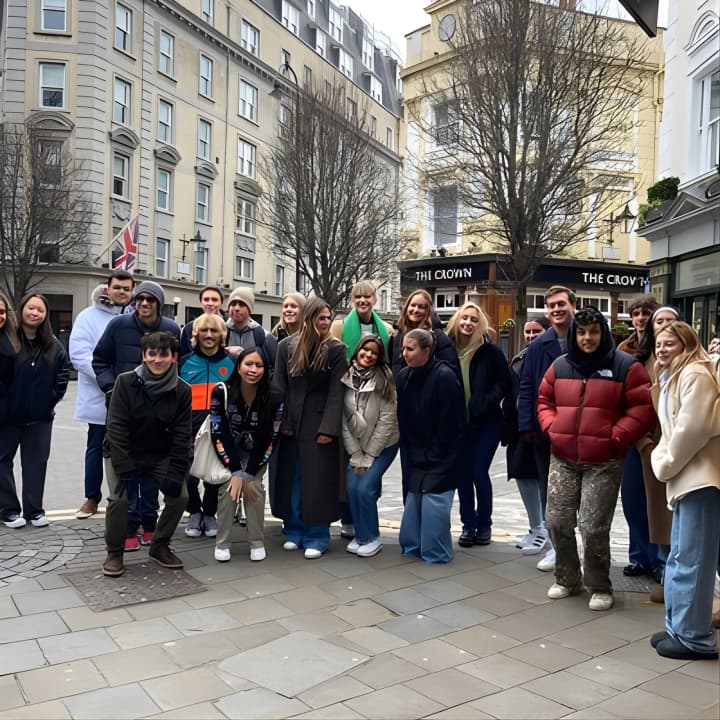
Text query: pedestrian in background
0 290 19 425
270 297 347 559
446 302 511 548
271 292 306 341
341 335 399 558
397 329 465 563
179 285 226 356
649 320 720 661
0 293 69 528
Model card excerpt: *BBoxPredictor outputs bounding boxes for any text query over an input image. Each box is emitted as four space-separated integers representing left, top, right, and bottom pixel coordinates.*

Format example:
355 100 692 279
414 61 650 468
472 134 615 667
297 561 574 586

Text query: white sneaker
589 592 614 611
304 548 323 559
202 515 217 537
30 514 49 527
214 547 231 562
547 582 579 599
356 538 383 557
521 529 549 556
2 514 26 529
537 547 556 572
346 539 359 554
340 523 355 539
185 512 203 538
283 540 299 551
515 531 533 549
250 546 266 562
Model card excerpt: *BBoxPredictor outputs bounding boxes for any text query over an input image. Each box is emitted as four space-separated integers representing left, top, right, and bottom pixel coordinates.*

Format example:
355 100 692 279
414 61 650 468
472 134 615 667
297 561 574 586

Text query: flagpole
93 216 136 267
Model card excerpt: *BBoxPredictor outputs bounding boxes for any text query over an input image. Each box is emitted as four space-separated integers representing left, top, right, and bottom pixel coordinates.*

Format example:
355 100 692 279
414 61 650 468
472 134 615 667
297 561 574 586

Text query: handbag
189 383 232 485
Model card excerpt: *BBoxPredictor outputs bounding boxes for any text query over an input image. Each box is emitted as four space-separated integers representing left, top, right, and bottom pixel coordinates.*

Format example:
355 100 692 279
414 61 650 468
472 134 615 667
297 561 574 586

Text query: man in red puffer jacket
537 306 655 612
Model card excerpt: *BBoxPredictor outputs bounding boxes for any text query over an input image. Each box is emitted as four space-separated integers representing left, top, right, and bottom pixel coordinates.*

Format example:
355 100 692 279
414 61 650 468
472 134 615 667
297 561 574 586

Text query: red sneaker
124 536 140 552
140 531 154 546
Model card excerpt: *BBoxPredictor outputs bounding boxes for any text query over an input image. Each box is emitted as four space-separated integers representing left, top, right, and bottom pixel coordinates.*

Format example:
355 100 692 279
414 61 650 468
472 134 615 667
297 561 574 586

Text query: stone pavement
0 514 717 720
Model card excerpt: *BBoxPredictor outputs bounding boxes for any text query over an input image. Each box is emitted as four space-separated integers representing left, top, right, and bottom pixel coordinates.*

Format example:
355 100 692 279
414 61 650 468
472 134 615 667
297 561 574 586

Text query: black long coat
269 337 348 525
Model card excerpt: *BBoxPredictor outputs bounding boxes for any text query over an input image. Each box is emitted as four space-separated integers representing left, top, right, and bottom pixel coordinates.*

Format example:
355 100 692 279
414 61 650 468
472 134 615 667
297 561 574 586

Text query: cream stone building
0 0 402 331
398 0 664 332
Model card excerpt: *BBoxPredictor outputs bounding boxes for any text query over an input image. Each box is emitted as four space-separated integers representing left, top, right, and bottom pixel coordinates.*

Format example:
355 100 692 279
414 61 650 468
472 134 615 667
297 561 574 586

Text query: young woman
270 296 347 559
649 321 720 660
0 291 19 423
446 303 511 547
0 294 69 528
390 290 460 381
341 336 399 557
209 347 283 563
397 329 466 563
272 292 306 341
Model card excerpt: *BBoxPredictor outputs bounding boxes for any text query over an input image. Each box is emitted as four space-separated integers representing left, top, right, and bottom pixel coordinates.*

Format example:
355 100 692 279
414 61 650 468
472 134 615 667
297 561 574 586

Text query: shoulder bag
190 382 232 485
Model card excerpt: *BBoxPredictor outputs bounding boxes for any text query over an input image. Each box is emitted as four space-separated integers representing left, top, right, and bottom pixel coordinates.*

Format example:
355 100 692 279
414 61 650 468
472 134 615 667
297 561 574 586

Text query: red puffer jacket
537 352 655 464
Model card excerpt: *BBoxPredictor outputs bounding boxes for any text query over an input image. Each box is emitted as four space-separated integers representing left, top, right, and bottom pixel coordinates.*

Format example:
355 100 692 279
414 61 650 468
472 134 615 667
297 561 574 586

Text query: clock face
438 13 456 42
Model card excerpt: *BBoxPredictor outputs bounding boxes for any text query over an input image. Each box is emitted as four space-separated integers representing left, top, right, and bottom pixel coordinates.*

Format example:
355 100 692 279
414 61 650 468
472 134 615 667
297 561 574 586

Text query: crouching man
102 331 192 577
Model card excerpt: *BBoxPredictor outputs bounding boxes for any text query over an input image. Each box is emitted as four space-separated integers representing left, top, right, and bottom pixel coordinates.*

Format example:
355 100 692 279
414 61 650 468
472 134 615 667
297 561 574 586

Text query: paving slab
340 626 410 655
441 625 522 656
0 597 18 620
16 658 107 704
545 625 629 656
378 613 454 643
423 600 497 630
11 587 84 615
126 598 194 622
332 598 396 627
222 596 294 625
521 669 620 709
503 639 592 672
291 702 365 719
392 638 477 672
157 630 240 671
348 652 427 689
590 686 701 719
457 653 548 688
0 639 47 674
0 699 71 719
426 703 496 719
404 666 502 706
141 667 235 711
471 685 573 719
214 688 310 719
278 609 352 636
372 587 439 614
297 675 374 709
218 631 369 697
91 644 183 685
567 655 659 691
319 576 386 603
38 627 118 664
62 683 160 719
0 675 24 711
462 587 536 616
222 620 288 652
272 585 340 614
58 606 133 631
165 606 242 635
600 638 690 673
343 683 444 719
226 573 296 598
107 617 183 650
0 611 68 643
638 670 720 710
143 701 226 719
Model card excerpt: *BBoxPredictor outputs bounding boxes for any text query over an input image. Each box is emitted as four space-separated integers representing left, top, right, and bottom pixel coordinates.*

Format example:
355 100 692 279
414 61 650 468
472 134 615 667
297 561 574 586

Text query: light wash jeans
399 489 454 563
284 458 330 553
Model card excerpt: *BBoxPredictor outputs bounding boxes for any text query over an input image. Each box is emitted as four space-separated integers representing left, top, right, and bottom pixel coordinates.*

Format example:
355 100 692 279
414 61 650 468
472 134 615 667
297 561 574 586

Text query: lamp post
269 62 302 292
177 230 206 278
603 203 637 245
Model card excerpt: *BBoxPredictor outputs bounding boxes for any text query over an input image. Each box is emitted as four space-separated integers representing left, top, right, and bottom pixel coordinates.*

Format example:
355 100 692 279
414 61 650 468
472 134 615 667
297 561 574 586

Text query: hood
226 316 260 332
566 318 615 376
92 284 123 315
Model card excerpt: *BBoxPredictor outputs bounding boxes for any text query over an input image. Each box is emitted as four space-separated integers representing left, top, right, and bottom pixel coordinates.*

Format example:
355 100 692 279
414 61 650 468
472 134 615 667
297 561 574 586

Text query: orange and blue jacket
179 348 234 433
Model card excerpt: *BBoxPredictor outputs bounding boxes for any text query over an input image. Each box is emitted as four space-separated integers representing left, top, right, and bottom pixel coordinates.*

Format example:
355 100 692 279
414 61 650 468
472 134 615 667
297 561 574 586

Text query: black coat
269 337 348 525
0 332 15 421
466 340 511 430
92 313 180 393
103 370 192 486
4 337 69 423
397 358 465 495
390 329 461 383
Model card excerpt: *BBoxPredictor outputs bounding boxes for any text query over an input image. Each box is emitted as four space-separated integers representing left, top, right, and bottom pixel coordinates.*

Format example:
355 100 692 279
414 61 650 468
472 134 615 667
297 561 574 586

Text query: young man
179 313 234 538
69 271 134 519
537 307 655 610
102 332 192 577
225 287 277 366
517 285 576 571
179 285 225 356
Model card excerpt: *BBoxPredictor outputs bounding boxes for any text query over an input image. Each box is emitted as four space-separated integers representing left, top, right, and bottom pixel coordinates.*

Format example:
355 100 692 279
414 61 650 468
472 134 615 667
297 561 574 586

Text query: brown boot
102 553 125 577
149 544 183 569
649 584 664 604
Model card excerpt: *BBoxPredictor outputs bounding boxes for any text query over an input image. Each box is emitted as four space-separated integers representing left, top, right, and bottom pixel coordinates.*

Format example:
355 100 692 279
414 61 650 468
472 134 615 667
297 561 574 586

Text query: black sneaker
458 528 476 547
475 530 492 546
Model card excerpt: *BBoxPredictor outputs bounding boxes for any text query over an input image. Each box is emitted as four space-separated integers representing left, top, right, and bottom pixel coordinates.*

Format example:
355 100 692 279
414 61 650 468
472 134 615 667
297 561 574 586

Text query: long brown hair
0 289 20 351
349 335 396 403
18 293 56 357
398 290 434 333
288 296 340 376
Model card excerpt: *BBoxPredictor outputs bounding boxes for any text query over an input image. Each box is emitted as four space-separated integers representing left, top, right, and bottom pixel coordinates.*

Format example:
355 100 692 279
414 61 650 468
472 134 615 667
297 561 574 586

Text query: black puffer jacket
390 329 461 383
92 313 180 393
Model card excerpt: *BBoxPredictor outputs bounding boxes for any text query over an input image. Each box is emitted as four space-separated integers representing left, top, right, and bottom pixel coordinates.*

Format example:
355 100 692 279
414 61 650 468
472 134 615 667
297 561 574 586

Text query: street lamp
603 203 636 245
177 230 206 277
269 62 302 292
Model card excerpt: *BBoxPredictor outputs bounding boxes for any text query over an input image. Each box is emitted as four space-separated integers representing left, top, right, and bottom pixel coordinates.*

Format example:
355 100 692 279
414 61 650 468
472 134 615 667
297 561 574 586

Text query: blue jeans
124 471 160 536
458 425 502 535
621 446 665 573
664 486 720 654
399 489 454 563
284 458 330 552
84 424 105 503
346 444 398 545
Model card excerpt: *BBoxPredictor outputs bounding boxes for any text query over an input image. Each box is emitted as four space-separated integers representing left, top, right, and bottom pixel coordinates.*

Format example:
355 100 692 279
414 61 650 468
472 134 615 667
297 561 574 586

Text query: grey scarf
134 363 178 398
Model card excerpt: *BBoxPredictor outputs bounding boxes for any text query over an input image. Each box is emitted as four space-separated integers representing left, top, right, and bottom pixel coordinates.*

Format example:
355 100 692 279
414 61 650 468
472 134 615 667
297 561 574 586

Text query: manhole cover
610 565 653 593
62 560 206 612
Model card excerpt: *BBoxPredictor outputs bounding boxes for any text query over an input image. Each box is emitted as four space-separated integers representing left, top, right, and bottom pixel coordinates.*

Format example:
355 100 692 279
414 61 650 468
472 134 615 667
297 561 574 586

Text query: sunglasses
135 295 157 304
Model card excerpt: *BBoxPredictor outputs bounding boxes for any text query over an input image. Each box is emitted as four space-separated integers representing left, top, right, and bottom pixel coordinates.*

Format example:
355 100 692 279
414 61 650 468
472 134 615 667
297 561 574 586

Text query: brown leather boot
102 553 125 577
149 545 183 569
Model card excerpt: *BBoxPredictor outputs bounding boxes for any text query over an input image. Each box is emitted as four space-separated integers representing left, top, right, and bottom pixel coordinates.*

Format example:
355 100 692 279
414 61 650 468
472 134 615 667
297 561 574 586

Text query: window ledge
35 30 72 38
113 46 137 62
158 70 177 83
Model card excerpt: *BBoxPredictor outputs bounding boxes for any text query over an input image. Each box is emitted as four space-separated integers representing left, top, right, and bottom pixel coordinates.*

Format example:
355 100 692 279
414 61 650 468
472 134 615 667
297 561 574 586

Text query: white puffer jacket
341 370 399 469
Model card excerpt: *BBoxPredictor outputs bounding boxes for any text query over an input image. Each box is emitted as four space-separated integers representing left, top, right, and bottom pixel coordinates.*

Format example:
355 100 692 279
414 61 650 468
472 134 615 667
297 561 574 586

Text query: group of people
0 275 717 663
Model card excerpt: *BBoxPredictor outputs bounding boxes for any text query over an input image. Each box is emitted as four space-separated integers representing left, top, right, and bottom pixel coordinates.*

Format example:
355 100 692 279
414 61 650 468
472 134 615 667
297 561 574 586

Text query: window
195 247 208 284
159 31 174 75
274 265 285 296
38 141 62 186
329 5 343 43
281 49 291 68
156 168 171 210
236 198 256 236
370 76 382 103
200 0 213 24
237 138 257 178
115 3 132 52
158 99 173 143
386 127 393 149
235 256 255 281
239 79 258 122
39 62 65 108
380 289 388 312
346 97 357 121
278 104 291 139
307 0 315 19
339 49 353 79
697 68 720 173
197 118 212 160
303 65 312 88
112 153 129 198
362 37 374 70
282 1 299 35
435 292 461 310
433 101 460 146
113 78 131 125
41 0 66 31
241 20 259 56
199 54 213 98
315 30 326 57
370 115 377 137
196 182 211 222
156 238 169 278
433 187 458 245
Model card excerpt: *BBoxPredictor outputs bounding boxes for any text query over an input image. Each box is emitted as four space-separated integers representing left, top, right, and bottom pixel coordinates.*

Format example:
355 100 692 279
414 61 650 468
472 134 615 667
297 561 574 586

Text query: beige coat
341 372 399 469
651 363 720 510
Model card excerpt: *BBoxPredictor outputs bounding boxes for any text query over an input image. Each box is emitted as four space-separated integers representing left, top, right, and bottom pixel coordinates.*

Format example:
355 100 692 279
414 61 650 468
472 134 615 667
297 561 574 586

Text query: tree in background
263 83 402 309
0 123 92 305
414 0 651 343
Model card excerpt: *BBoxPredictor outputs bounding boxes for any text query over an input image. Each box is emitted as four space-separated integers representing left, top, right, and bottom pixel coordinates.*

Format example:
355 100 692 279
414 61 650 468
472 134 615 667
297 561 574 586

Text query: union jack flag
111 215 139 272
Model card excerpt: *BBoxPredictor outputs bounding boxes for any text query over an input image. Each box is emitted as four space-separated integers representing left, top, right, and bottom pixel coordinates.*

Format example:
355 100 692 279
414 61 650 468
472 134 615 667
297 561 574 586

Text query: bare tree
412 0 651 341
0 123 93 306
262 83 402 309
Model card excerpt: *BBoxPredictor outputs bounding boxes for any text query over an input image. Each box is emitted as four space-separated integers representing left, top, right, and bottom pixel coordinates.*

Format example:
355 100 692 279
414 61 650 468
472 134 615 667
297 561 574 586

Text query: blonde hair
398 290 434 333
289 296 340 376
351 280 376 299
446 302 489 359
191 313 227 349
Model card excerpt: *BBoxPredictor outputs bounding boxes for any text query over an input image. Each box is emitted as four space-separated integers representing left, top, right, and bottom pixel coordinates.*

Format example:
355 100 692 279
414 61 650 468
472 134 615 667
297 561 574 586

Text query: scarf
134 362 178 398
349 361 375 391
342 309 390 359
